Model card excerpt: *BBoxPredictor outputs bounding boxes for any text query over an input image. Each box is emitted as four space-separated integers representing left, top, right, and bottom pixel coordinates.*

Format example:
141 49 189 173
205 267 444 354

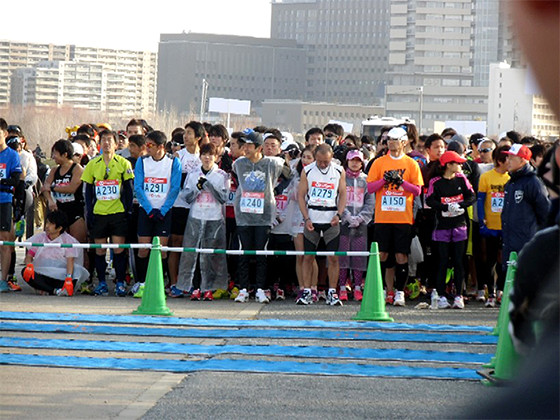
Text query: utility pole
200 78 208 121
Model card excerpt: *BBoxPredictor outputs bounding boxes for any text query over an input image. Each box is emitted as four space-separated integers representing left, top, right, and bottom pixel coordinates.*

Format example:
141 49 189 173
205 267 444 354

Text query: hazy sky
3 0 272 51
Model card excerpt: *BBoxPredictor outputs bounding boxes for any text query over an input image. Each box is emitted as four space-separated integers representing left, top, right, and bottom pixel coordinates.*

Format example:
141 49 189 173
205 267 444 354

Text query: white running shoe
438 296 451 309
256 288 270 304
393 290 405 306
476 290 486 302
234 288 249 303
452 295 465 309
326 290 343 306
485 297 496 308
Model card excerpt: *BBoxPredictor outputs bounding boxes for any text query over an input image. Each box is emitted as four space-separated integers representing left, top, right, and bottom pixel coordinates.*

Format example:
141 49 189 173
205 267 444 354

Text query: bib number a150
381 192 405 212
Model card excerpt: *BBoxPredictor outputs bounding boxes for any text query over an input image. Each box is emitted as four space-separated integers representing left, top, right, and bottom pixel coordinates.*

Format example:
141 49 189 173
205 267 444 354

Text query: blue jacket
502 164 550 266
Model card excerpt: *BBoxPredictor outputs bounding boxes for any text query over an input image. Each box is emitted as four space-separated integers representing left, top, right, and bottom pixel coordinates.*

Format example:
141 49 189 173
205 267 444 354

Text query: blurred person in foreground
469 2 559 418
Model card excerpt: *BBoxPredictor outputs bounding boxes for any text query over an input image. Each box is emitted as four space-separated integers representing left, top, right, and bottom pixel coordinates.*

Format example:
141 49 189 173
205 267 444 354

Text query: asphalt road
0 277 509 420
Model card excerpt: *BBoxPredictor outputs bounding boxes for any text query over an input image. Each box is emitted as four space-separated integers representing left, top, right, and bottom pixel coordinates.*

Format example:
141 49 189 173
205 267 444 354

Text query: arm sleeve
121 179 134 213
367 179 385 194
160 158 182 216
477 192 487 224
134 158 152 214
401 180 421 196
85 183 95 216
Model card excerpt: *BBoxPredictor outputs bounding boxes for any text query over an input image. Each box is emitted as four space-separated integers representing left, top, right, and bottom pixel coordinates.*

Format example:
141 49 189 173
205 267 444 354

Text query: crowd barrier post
352 242 394 322
133 237 173 316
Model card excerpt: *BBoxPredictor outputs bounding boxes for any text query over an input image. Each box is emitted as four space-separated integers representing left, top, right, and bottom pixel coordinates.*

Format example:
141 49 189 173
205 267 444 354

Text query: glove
149 209 163 221
196 176 207 190
448 202 461 213
23 263 35 282
383 170 394 184
348 216 360 228
392 171 404 187
63 276 74 297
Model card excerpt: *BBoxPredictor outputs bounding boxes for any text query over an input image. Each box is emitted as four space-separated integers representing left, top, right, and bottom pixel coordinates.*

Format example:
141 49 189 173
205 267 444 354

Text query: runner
232 130 284 304
134 130 181 290
81 129 134 297
0 119 22 293
366 127 423 307
298 143 347 306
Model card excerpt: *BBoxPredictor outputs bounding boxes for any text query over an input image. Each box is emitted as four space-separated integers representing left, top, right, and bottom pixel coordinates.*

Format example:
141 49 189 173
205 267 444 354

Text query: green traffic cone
353 242 394 322
484 252 518 368
487 252 520 383
133 237 173 316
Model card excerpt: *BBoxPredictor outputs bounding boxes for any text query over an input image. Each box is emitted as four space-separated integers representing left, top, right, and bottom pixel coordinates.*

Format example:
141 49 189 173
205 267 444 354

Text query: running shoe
485 297 496 308
497 290 503 304
234 288 249 303
115 282 126 297
317 290 327 301
452 295 465 309
212 289 228 299
191 288 202 301
7 277 22 292
55 287 68 296
326 290 343 306
256 288 270 304
94 282 109 296
264 289 272 301
80 281 94 295
311 289 318 302
133 283 144 298
169 285 185 298
339 289 348 301
229 287 240 300
275 288 285 301
296 289 312 305
385 290 395 305
406 279 420 300
203 290 214 301
354 288 363 301
476 290 486 302
393 291 405 306
437 296 451 309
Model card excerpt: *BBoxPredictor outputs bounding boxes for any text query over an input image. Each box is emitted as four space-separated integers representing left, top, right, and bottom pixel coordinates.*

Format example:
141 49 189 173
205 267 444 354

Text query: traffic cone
353 242 394 322
482 252 520 384
133 237 173 316
484 252 518 368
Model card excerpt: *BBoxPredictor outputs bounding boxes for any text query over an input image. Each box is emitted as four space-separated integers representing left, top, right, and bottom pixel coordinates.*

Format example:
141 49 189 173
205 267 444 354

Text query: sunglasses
479 148 493 153
146 142 155 149
7 125 22 134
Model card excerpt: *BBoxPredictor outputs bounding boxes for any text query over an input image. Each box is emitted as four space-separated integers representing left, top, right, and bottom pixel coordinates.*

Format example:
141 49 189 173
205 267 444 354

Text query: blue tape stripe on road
0 337 493 364
0 322 498 344
0 311 494 333
0 353 481 380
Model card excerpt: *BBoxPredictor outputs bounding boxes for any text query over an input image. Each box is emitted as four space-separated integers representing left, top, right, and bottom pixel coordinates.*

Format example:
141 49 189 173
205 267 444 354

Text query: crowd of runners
0 117 556 309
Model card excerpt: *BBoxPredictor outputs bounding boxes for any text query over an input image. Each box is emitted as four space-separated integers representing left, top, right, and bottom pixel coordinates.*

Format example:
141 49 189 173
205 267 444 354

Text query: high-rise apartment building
1 40 157 117
271 0 391 105
156 33 306 115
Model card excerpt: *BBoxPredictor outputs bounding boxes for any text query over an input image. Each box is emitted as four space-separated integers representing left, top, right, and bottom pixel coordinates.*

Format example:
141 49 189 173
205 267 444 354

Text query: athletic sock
338 268 348 288
136 256 149 284
395 263 408 291
95 254 107 283
113 252 127 283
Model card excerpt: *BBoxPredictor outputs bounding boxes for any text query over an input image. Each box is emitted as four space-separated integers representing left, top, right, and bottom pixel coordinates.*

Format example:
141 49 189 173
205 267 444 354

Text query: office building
157 33 306 115
271 0 391 104
488 62 559 139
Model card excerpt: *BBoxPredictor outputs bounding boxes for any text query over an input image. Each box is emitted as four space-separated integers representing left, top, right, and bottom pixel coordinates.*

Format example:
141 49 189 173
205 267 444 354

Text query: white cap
387 127 408 141
72 142 84 156
281 132 294 144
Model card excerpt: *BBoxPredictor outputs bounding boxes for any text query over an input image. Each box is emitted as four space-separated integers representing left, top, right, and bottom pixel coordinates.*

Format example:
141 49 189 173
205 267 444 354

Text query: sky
3 0 272 51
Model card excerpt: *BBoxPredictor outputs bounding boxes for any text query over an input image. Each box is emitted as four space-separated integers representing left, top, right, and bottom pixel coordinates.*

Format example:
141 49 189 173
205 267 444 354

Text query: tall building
385 0 517 134
1 39 157 117
156 33 306 115
271 0 391 105
488 62 559 139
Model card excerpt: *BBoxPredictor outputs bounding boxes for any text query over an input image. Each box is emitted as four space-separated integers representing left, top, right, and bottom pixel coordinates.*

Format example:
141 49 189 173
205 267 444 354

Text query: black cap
240 131 263 146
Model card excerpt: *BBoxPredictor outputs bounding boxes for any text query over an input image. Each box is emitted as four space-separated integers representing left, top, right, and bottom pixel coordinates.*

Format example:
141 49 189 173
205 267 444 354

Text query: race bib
347 186 364 207
308 181 336 207
95 180 120 201
275 194 288 213
381 191 406 212
196 191 215 209
226 182 236 207
144 177 168 201
240 191 265 214
52 180 74 203
0 163 5 179
490 192 504 213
